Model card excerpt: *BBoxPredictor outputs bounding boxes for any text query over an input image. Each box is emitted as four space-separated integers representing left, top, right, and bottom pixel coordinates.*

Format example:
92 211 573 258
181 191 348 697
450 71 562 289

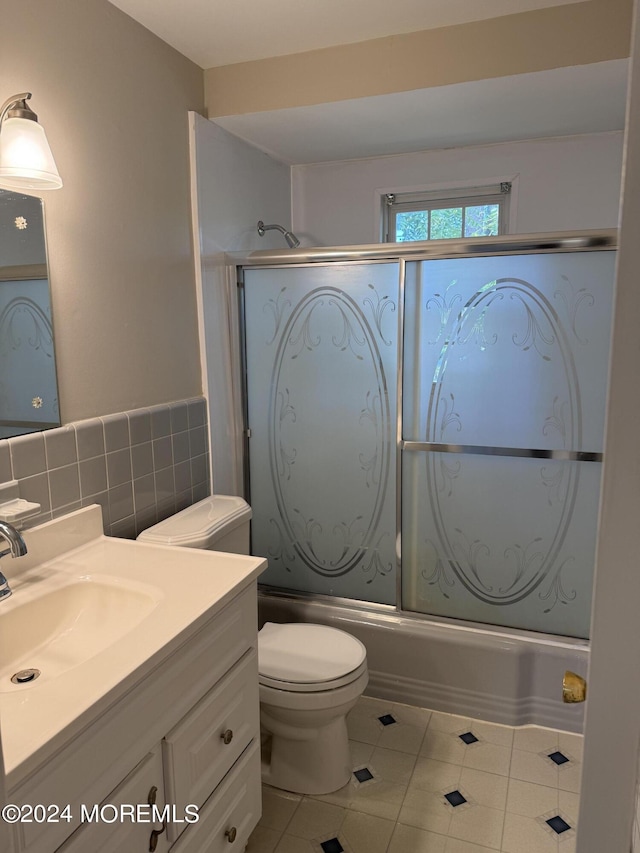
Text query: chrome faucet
0 520 28 601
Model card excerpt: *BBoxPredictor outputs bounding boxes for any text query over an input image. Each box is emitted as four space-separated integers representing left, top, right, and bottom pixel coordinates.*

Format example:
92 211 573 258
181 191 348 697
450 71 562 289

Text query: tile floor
246 695 583 853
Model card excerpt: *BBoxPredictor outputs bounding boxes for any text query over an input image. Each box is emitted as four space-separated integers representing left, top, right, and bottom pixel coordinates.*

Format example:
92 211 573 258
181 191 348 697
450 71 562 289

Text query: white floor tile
347 710 383 745
319 777 408 822
341 810 395 853
459 767 509 811
467 720 515 749
377 718 429 754
285 798 345 841
556 761 582 794
512 727 560 755
558 732 583 761
558 790 580 823
246 824 282 853
446 838 498 853
510 749 562 788
501 812 565 853
408 757 463 794
357 695 392 715
448 803 505 850
391 700 433 728
506 779 558 818
254 696 583 853
367 744 418 783
462 741 512 777
388 822 448 852
313 747 412 822
349 739 375 767
429 711 475 734
427 714 513 748
398 787 454 836
421 729 468 764
273 834 316 853
259 787 302 832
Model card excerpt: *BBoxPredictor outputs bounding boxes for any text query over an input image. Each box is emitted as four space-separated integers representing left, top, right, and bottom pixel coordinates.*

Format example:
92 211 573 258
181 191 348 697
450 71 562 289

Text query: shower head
257 220 300 249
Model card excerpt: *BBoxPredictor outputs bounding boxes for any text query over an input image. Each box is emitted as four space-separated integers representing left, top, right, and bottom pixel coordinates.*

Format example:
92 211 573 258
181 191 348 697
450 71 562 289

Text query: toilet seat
258 622 367 693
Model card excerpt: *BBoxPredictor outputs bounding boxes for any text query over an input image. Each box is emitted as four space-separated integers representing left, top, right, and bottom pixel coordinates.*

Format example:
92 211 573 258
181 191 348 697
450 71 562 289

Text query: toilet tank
137 495 251 554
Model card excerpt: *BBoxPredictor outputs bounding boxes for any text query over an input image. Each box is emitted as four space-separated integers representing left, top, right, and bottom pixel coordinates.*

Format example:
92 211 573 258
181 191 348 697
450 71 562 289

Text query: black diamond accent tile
444 789 467 807
459 731 479 745
378 713 396 726
548 750 570 766
321 839 344 853
354 767 374 783
546 815 571 835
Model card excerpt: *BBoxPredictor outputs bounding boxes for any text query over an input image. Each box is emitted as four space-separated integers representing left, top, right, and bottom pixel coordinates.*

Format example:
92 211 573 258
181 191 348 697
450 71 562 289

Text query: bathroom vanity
0 506 266 853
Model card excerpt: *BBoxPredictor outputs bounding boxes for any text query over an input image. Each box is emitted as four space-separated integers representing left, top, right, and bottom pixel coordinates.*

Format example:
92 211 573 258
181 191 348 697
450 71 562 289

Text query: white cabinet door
164 648 259 840
56 748 170 853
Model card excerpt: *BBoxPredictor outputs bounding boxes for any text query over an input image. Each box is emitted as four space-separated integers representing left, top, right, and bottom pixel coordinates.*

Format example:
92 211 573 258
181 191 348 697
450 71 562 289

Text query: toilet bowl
258 621 368 794
137 496 369 795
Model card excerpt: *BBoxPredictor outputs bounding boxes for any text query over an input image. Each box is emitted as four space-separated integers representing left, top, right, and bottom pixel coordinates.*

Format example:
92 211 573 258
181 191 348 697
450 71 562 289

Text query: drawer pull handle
225 826 237 843
149 822 166 852
148 785 158 806
221 729 234 745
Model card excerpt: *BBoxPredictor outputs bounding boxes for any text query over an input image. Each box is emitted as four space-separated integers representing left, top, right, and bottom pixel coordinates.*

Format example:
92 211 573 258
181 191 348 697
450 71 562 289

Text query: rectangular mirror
0 189 60 438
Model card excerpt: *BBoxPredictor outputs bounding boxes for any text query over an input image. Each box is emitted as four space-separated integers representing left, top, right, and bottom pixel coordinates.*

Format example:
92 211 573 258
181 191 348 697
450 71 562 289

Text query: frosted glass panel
404 252 615 451
402 451 602 637
244 263 399 605
402 251 615 636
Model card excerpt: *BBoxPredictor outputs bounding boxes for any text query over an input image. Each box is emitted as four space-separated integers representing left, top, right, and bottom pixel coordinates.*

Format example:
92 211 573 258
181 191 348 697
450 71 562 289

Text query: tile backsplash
0 397 210 538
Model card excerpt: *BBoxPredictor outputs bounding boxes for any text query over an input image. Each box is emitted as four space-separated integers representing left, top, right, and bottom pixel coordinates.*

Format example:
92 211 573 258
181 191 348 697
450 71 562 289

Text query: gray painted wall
2 0 205 423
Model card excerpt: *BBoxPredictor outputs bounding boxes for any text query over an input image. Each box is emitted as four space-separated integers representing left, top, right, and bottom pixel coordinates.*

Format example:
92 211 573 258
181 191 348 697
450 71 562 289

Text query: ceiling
107 0 627 164
107 0 584 69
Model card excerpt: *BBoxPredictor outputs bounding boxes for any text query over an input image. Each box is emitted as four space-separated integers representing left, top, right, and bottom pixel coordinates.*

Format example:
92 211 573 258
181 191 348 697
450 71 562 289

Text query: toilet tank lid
137 495 251 547
258 622 367 683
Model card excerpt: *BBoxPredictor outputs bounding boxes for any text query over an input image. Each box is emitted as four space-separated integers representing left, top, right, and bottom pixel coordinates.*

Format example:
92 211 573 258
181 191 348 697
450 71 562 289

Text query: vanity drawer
163 648 259 840
170 740 261 853
55 746 169 853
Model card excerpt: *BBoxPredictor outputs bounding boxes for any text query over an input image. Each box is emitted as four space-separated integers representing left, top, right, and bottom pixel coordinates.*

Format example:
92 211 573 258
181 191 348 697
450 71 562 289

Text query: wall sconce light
0 93 62 190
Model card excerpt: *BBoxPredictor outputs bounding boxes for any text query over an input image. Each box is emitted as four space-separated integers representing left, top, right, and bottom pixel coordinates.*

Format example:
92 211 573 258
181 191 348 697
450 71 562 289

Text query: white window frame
381 182 512 243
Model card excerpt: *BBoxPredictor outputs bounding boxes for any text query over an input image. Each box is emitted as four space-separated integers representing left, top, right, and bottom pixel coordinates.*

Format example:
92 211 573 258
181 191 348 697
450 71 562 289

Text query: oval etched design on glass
425 277 581 605
268 286 392 577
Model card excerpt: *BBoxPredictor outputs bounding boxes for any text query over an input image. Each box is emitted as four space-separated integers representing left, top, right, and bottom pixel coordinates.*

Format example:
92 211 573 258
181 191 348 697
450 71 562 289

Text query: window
382 182 511 243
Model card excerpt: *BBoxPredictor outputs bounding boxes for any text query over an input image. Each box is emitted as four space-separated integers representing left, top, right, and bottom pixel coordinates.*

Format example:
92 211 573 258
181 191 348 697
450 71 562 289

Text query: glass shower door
402 251 615 637
244 262 400 605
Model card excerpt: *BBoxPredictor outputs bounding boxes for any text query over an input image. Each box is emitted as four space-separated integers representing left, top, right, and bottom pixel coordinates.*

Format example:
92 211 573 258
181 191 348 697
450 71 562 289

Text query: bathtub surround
292 132 623 247
259 593 588 734
0 398 210 539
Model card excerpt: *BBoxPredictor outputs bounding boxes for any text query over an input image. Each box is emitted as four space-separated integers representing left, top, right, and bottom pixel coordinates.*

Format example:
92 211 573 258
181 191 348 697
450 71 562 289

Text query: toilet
137 495 369 795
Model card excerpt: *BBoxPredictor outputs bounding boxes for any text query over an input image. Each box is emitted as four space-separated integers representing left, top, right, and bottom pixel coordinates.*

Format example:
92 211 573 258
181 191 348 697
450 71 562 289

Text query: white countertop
0 506 266 788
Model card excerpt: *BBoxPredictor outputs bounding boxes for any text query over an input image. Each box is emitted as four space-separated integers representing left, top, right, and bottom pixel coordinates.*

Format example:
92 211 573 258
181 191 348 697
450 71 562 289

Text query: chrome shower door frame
236 228 617 638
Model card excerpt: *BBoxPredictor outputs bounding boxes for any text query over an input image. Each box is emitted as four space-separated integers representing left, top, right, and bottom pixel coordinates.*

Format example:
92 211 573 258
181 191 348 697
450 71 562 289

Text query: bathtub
258 590 588 734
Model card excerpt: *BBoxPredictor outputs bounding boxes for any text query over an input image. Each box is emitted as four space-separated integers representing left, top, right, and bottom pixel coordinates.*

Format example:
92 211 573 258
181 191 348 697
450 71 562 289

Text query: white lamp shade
0 117 62 190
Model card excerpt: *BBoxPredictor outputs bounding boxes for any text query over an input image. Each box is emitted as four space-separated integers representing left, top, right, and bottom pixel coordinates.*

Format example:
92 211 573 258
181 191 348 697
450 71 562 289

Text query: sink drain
11 669 41 684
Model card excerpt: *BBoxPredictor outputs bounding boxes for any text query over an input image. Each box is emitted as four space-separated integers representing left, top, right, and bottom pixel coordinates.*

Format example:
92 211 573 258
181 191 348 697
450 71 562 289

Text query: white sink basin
0 577 159 686
0 504 267 784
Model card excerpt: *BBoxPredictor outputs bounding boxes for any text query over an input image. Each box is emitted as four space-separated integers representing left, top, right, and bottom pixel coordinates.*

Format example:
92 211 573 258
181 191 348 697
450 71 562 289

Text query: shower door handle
562 671 587 703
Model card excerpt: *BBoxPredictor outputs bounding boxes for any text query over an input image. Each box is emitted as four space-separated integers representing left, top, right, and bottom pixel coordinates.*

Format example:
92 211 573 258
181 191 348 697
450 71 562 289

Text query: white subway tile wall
0 398 210 538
